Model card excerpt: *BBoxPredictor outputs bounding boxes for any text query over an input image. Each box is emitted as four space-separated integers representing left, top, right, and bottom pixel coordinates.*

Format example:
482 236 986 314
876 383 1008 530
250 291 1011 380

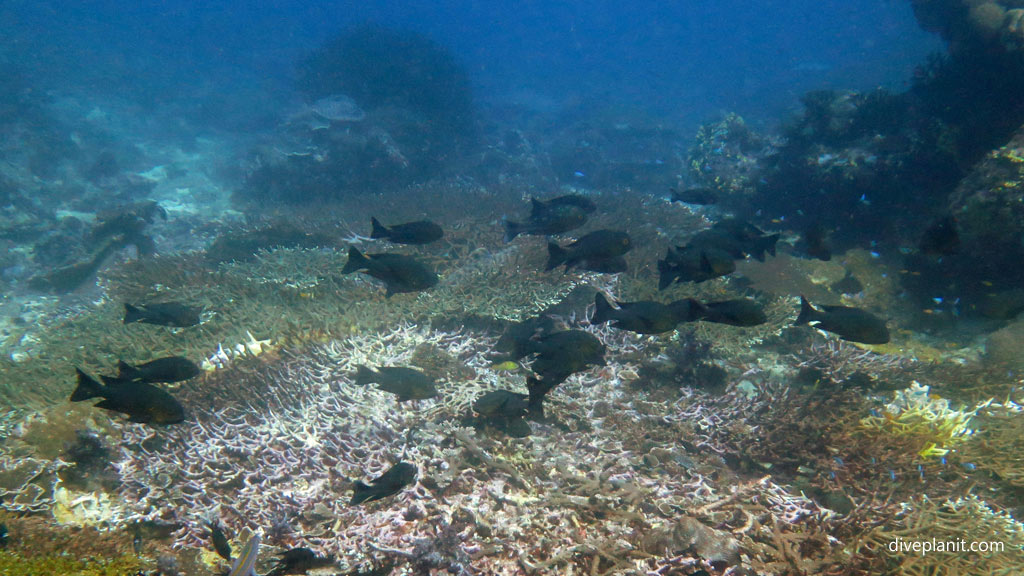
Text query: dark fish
472 390 531 437
527 330 606 382
670 187 717 205
689 219 779 262
350 461 417 505
531 194 597 214
207 520 232 561
267 547 335 576
919 215 959 256
341 247 438 297
831 271 864 295
473 390 529 419
697 299 767 327
124 302 202 327
801 223 832 261
591 292 700 334
91 201 166 244
546 230 632 271
132 524 143 555
658 246 735 288
494 315 556 361
525 330 605 414
503 199 589 242
354 365 438 401
70 368 186 425
0 523 6 547
578 256 628 274
370 217 443 245
28 238 126 294
795 296 890 344
116 357 200 384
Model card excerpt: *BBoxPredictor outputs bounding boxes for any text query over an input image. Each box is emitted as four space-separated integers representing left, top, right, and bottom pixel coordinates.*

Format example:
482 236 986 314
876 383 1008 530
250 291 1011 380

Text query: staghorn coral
854 494 1024 576
957 398 1024 489
859 381 989 460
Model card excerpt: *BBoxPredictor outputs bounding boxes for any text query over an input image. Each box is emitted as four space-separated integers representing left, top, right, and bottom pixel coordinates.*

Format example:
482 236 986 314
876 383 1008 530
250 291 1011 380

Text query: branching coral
860 381 989 460
854 494 1024 576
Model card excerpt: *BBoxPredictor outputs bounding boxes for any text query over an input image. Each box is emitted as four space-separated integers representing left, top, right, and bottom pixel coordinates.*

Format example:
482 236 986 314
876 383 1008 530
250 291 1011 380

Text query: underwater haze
3 0 938 131
4 1 1024 575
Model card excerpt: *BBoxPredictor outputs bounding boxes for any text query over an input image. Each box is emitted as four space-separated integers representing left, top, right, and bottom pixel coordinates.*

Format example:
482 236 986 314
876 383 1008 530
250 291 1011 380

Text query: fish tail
687 298 708 321
545 242 569 271
795 295 816 325
354 365 376 386
117 359 142 380
70 368 105 402
370 217 389 240
123 303 144 324
341 247 369 274
502 218 522 243
349 481 374 505
591 292 614 325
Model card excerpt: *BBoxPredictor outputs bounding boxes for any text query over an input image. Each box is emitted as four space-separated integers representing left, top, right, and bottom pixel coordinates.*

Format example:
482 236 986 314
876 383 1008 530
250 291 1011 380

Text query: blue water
3 0 940 133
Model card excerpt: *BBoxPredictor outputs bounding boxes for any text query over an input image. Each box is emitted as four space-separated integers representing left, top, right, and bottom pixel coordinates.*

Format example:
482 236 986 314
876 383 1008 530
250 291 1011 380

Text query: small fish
124 302 202 327
795 296 890 344
207 520 233 561
132 524 143 555
546 230 632 271
350 461 417 505
353 365 438 401
591 292 700 334
228 534 260 576
0 523 6 547
670 187 717 205
115 357 200 384
697 299 767 327
70 368 186 425
919 215 959 256
266 547 335 576
341 247 438 297
369 217 443 245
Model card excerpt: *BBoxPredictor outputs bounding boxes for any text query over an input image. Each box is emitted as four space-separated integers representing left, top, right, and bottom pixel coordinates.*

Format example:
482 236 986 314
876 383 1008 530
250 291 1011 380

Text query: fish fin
100 374 132 387
370 217 389 239
354 365 377 386
70 368 105 402
795 295 816 325
341 247 369 274
545 242 568 271
502 218 521 243
123 303 144 324
117 359 141 380
350 481 375 505
591 292 614 325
